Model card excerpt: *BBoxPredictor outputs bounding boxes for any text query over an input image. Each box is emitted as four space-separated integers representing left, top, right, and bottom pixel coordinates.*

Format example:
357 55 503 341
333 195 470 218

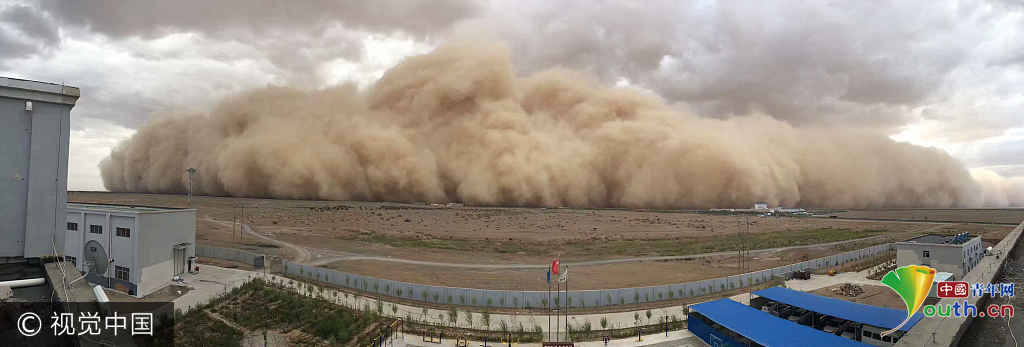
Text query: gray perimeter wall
281 243 893 309
197 245 264 268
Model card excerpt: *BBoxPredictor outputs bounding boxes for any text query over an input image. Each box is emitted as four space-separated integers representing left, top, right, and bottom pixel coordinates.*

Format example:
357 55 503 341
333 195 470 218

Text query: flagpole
547 266 551 342
565 265 569 342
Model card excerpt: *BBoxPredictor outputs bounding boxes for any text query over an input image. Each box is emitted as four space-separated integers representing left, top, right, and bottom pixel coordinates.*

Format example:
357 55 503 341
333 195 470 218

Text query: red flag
552 258 560 274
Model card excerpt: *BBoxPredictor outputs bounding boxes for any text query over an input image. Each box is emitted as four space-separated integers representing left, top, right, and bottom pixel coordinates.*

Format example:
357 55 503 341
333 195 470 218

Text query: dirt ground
833 209 1024 225
68 192 1018 288
810 283 906 310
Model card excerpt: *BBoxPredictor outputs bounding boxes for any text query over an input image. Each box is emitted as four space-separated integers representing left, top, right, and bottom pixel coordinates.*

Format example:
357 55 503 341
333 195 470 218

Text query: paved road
201 217 312 263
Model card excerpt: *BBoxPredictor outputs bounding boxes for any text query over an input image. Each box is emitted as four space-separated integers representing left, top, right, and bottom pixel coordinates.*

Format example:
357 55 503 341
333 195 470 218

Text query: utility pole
737 220 742 270
185 168 197 206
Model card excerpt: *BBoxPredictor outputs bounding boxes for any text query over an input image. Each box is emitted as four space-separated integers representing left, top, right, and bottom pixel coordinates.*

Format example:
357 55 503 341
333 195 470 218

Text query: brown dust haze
100 42 1004 209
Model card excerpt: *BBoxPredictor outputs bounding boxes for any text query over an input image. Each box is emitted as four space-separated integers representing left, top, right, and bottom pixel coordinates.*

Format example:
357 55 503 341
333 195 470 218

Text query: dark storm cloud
0 31 35 60
460 0 987 131
0 4 59 60
1 4 59 43
34 0 480 39
29 0 479 85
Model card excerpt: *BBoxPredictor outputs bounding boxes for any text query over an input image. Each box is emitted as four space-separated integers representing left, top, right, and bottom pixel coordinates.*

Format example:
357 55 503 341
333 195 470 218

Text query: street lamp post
186 168 197 206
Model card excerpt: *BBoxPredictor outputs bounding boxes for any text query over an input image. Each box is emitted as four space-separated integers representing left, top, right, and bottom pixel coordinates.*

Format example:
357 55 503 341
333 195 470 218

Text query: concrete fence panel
197 245 265 268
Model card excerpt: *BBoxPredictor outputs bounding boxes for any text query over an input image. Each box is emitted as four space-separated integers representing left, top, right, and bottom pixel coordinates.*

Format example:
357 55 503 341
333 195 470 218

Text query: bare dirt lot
69 192 1017 288
833 208 1024 225
810 283 906 310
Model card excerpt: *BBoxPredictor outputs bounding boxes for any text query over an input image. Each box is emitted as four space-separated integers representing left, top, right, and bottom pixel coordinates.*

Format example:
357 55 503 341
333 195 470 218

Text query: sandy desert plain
69 192 1018 290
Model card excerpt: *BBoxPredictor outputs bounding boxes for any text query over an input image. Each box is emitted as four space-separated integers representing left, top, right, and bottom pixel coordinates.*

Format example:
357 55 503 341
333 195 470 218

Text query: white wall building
895 233 984 279
0 77 78 260
64 203 196 297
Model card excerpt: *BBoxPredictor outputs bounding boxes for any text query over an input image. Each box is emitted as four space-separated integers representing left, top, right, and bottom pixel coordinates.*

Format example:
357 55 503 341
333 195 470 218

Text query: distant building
753 202 769 210
64 203 196 298
0 77 79 260
774 207 807 214
895 233 983 279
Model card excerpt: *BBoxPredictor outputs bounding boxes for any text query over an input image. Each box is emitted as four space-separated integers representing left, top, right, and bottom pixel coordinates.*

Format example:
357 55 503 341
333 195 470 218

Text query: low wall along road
197 245 265 269
281 244 894 309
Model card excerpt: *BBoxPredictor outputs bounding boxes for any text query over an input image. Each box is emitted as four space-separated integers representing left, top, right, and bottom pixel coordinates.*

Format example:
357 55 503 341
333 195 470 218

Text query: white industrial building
895 233 984 279
64 203 196 297
0 77 78 261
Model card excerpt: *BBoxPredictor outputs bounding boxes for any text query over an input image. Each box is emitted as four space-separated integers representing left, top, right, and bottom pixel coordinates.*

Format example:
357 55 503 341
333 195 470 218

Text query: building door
173 246 185 276
709 333 725 347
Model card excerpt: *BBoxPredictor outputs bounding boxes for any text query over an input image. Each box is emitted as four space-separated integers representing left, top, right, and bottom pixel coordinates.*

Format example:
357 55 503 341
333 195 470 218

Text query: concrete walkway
396 329 705 347
173 264 255 312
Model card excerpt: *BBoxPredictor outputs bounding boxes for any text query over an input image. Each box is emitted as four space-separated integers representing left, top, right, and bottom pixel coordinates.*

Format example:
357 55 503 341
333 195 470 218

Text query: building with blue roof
752 287 924 346
688 298 873 347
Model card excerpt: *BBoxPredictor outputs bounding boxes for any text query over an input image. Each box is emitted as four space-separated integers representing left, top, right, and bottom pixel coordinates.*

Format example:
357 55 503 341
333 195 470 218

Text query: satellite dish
84 240 109 275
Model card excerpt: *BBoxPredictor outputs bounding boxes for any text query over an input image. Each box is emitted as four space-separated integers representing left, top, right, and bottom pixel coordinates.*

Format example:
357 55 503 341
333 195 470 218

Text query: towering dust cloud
100 41 991 208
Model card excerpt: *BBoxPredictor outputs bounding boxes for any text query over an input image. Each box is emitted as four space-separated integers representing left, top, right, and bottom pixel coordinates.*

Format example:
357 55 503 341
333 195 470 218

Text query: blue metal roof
753 286 923 331
690 299 872 347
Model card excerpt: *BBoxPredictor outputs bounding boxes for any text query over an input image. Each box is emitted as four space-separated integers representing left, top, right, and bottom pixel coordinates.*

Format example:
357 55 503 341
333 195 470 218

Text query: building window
67 222 78 231
116 227 131 238
923 250 930 258
65 256 76 266
115 266 130 281
89 225 103 234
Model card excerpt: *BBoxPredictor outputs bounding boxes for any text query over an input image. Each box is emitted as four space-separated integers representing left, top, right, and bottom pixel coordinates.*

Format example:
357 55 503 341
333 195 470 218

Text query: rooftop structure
904 233 974 245
754 287 923 332
688 298 871 346
895 233 983 279
753 287 922 346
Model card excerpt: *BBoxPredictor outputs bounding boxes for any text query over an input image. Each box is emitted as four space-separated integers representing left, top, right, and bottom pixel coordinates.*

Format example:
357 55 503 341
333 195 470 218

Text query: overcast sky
1 0 1021 191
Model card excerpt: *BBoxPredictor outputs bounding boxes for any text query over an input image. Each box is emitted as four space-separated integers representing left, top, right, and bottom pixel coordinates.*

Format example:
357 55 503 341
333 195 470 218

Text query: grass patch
209 278 393 345
174 309 243 347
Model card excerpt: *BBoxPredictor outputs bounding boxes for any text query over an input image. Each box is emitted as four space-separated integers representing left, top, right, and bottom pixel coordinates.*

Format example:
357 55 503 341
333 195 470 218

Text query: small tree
645 309 652 323
482 311 491 330
464 311 474 328
600 317 608 329
634 312 640 326
448 306 458 326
